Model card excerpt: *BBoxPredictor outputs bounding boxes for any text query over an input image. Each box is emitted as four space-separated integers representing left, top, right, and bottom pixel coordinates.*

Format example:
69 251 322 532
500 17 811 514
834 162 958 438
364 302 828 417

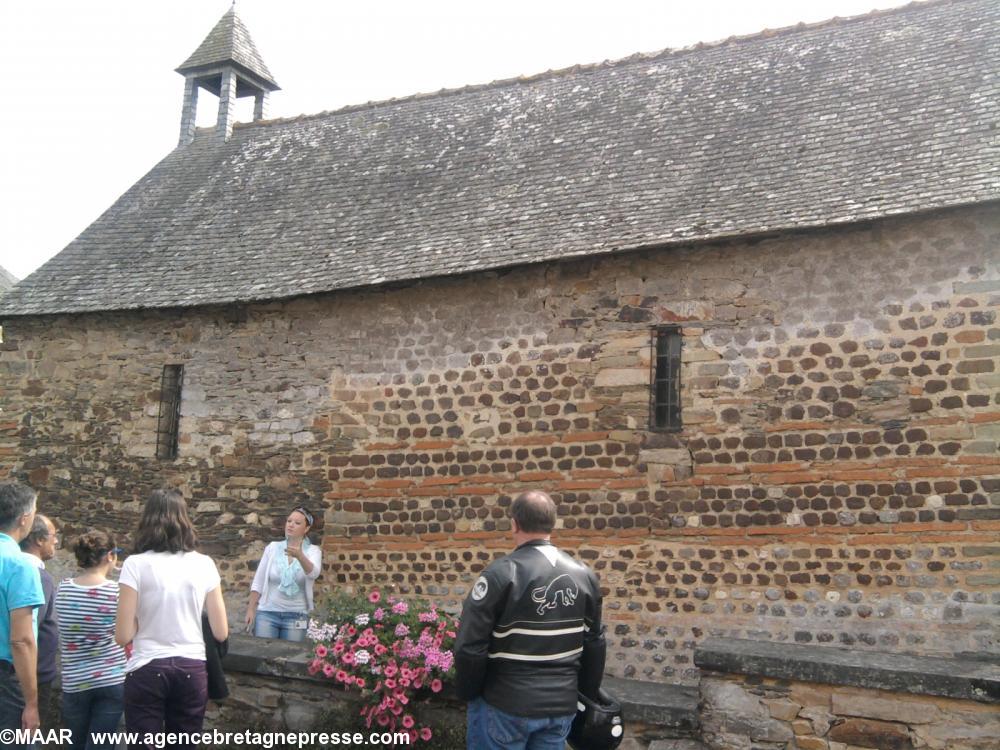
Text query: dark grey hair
19 515 52 551
0 482 37 532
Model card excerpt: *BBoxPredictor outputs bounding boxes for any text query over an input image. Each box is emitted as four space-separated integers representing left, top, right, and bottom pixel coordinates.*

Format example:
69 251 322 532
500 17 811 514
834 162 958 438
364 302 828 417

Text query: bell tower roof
176 5 279 94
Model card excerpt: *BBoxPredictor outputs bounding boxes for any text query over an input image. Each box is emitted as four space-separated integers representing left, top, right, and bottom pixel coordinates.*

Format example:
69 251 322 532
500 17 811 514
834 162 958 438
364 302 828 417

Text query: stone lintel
184 63 277 98
694 637 1000 704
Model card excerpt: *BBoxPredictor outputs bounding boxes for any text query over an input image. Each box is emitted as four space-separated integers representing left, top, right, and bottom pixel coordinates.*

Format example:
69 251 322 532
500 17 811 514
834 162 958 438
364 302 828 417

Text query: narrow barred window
650 326 682 431
156 365 184 460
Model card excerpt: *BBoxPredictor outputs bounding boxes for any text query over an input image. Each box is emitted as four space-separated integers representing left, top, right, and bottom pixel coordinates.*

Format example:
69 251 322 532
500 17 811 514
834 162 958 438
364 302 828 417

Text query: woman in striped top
54 530 127 750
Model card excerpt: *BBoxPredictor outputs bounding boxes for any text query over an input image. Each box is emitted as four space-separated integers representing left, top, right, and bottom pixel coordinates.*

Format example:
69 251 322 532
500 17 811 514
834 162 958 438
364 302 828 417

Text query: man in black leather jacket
455 490 606 749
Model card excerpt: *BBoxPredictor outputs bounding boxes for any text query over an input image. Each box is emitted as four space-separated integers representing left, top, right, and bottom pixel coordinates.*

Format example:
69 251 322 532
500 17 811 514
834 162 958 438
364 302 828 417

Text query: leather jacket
454 539 606 717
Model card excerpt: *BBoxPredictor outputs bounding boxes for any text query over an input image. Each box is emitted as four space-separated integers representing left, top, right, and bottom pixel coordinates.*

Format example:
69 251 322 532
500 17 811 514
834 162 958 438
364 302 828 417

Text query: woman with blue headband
245 506 322 642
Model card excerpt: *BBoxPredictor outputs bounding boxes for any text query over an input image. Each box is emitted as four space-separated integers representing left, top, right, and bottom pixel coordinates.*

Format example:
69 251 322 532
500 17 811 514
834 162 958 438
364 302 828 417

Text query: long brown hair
134 488 197 553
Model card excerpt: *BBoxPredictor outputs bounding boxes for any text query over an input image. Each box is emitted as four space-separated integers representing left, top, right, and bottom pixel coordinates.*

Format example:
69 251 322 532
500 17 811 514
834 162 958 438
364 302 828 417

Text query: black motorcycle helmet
567 688 624 750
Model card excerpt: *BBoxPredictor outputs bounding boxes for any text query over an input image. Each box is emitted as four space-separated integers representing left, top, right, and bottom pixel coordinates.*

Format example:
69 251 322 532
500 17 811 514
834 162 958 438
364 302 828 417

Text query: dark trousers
123 658 207 750
37 680 60 733
0 661 33 749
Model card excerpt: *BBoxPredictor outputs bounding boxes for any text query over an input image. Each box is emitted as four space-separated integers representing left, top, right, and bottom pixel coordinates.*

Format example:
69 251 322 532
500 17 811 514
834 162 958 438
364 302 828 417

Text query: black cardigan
201 613 229 701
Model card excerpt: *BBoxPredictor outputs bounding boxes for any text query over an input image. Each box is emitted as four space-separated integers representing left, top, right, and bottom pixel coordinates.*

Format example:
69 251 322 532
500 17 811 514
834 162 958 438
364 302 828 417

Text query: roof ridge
234 0 950 131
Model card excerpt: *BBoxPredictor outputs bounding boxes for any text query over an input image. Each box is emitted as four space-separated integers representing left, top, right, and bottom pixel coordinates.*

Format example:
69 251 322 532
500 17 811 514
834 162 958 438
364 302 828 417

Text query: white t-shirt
118 550 221 673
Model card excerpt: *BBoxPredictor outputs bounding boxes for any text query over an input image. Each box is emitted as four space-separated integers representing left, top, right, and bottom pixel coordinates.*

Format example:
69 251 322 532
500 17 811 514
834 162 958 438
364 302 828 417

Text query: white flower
354 649 371 665
354 613 371 626
307 619 338 642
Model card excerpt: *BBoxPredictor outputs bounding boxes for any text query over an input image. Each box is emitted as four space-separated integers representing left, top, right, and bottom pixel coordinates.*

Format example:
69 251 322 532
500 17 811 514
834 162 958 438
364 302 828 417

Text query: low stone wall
215 635 999 749
694 638 1000 750
214 635 700 749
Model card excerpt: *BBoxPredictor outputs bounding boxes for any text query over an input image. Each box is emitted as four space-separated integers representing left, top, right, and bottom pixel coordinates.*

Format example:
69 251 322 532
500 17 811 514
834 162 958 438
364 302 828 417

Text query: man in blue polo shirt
0 481 44 744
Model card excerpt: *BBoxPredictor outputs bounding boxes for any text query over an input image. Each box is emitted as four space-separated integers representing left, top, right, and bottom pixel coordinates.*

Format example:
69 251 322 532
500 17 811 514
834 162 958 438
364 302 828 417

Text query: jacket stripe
488 647 584 662
496 617 583 629
492 625 585 638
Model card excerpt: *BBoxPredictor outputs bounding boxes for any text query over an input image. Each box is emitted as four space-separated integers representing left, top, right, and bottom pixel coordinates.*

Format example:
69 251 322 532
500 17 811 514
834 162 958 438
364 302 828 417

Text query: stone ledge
603 676 699 734
694 637 1000 704
224 635 699 732
223 634 321 681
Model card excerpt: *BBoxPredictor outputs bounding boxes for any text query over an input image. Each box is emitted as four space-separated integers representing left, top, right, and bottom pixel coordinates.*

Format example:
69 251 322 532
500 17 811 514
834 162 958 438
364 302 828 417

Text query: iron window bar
155 364 184 460
650 326 682 431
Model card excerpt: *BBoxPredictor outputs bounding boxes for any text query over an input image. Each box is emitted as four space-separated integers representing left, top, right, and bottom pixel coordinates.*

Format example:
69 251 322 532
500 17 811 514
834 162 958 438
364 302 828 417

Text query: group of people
2 477 605 750
0 483 229 750
1 479 326 750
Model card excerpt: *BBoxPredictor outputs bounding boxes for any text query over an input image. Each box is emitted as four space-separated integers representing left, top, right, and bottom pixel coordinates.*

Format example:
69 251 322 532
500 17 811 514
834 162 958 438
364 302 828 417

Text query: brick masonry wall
0 205 997 684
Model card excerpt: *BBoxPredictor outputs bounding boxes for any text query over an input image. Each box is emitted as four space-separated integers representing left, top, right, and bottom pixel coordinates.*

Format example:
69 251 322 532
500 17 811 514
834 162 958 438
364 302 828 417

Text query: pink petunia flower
430 679 443 693
315 645 328 658
368 590 382 604
336 670 348 682
420 727 432 741
322 663 335 678
402 715 415 729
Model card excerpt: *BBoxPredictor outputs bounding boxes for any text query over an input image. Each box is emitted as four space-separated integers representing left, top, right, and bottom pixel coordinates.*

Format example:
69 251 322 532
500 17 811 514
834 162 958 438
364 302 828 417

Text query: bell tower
175 4 280 144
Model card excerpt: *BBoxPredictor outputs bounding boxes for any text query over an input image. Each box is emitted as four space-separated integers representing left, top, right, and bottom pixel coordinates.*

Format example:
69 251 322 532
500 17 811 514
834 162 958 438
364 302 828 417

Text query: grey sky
0 0 910 281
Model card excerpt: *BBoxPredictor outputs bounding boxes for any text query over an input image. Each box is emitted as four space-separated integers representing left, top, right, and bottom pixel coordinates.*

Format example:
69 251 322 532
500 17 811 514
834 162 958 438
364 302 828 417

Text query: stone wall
0 204 997 684
217 636 1000 750
695 638 1000 750
700 676 999 750
213 636 694 749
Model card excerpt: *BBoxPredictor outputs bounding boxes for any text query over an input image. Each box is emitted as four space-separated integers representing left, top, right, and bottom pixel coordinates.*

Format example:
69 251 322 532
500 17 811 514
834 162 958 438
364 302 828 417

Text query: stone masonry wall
700 673 999 750
0 205 997 684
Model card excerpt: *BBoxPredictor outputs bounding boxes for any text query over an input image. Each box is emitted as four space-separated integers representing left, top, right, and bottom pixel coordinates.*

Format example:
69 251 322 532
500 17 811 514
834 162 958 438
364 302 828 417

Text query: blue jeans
466 697 574 750
254 610 307 642
62 683 124 750
0 661 33 749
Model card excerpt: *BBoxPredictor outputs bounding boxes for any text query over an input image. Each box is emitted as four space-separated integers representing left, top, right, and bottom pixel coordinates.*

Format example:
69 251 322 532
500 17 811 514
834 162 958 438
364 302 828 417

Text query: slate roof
0 266 17 295
176 6 278 90
3 0 998 317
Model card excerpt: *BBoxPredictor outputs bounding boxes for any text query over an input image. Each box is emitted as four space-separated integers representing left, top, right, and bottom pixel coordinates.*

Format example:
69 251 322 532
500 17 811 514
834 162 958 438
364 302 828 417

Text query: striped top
54 579 127 692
